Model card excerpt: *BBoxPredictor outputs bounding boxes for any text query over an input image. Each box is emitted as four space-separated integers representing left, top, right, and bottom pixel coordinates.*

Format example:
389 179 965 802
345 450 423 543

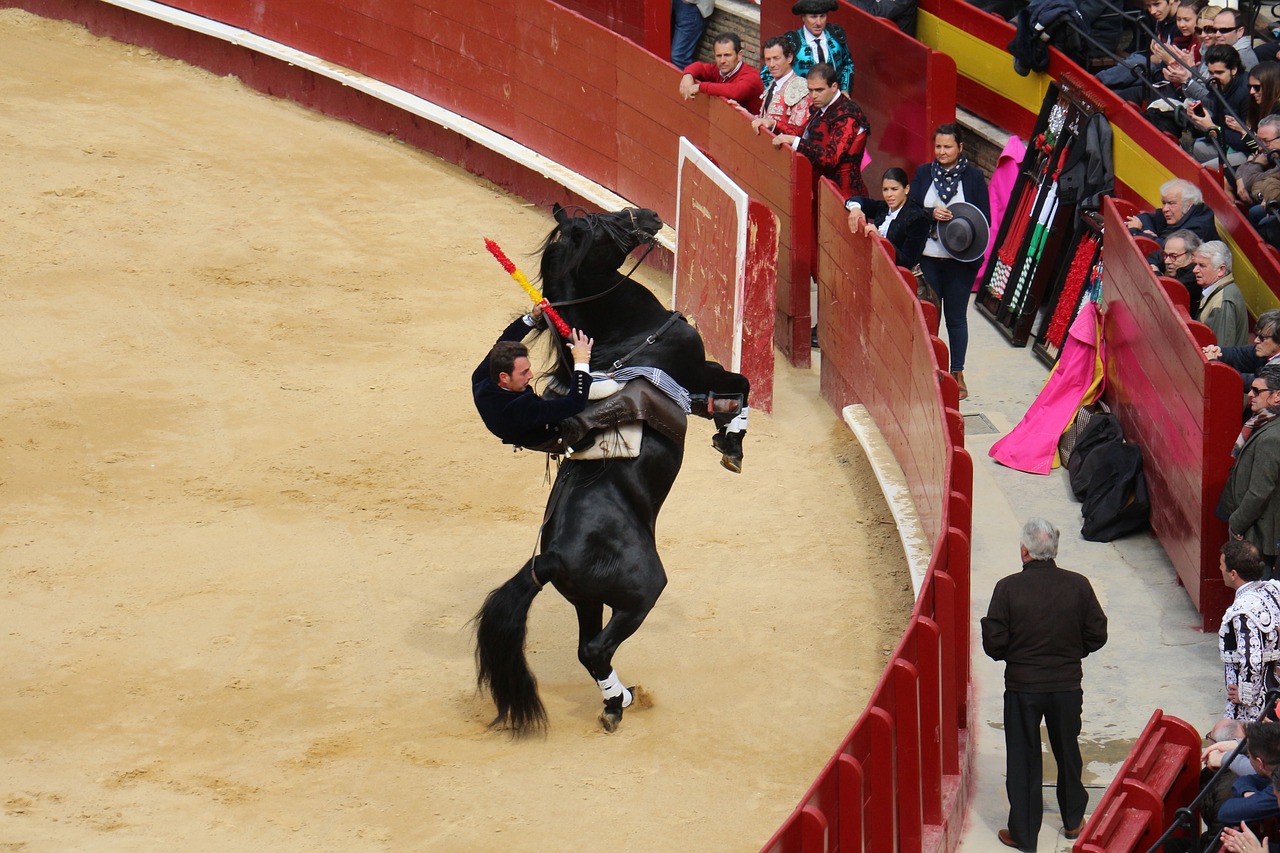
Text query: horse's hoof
719 454 742 474
600 707 623 733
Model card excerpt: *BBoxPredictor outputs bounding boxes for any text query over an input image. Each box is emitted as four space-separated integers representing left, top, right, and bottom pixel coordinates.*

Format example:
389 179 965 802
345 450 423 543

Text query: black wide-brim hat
792 0 839 14
939 202 990 263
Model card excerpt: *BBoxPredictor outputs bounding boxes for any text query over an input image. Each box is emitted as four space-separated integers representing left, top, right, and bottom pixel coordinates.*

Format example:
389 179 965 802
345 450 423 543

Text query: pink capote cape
978 136 1028 289
988 301 1106 475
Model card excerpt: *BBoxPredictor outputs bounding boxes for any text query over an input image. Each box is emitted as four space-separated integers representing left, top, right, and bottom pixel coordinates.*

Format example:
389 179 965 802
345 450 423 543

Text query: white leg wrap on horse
597 670 633 708
726 407 749 433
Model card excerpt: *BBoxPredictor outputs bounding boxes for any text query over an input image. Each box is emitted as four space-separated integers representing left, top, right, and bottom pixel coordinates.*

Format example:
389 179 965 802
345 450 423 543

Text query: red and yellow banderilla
484 238 572 338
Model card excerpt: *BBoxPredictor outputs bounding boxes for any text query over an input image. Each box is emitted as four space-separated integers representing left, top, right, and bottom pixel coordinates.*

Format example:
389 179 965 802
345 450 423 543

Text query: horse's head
539 204 662 298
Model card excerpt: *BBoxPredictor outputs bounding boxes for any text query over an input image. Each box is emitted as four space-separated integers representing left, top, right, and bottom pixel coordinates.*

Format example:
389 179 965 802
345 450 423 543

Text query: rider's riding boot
712 428 745 474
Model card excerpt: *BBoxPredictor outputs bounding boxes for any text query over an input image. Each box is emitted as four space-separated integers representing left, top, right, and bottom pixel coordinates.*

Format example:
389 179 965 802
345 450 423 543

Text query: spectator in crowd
751 36 810 136
670 0 714 70
845 166 932 273
1186 45 1251 166
1196 240 1249 348
1205 309 1280 386
771 63 870 198
1172 7 1260 99
1221 365 1280 569
1236 113 1280 206
1125 178 1217 246
910 123 989 399
678 33 765 114
1239 62 1280 141
761 0 854 94
1159 229 1204 317
1216 722 1280 833
981 517 1107 851
847 0 918 37
1219 539 1280 719
1097 0 1183 103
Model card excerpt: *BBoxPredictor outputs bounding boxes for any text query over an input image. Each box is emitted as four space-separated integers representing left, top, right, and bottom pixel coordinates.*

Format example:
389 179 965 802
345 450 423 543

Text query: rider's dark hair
490 341 529 385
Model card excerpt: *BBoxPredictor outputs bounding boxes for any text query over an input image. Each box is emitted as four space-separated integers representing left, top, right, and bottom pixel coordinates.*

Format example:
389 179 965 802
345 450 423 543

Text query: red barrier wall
555 0 669 57
756 182 975 853
1073 710 1202 853
1100 200 1241 631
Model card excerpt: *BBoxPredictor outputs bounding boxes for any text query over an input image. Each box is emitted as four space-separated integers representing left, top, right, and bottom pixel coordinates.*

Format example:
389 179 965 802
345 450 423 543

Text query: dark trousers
1003 689 1088 849
918 256 979 372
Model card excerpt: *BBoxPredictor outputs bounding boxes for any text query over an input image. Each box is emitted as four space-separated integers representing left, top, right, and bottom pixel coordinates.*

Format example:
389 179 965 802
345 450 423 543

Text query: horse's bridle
547 208 658 309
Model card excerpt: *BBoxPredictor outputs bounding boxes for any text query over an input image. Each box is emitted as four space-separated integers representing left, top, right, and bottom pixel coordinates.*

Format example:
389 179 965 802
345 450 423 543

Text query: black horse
475 204 750 735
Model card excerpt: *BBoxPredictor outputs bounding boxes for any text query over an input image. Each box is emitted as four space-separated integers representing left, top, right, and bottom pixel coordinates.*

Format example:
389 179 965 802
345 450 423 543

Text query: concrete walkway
953 312 1224 852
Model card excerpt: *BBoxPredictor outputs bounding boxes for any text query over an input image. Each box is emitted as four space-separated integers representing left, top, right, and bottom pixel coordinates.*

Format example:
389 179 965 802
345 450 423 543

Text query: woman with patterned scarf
909 123 990 400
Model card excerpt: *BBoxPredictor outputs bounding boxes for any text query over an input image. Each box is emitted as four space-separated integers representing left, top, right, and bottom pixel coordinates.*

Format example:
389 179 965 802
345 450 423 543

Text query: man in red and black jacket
677 32 764 114
771 62 870 198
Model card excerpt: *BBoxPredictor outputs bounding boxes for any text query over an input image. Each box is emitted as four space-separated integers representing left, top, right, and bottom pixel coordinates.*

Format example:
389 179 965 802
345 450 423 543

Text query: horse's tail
474 556 558 737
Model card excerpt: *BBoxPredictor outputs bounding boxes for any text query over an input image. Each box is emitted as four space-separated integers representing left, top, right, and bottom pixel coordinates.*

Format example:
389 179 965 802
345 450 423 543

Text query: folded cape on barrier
989 301 1105 474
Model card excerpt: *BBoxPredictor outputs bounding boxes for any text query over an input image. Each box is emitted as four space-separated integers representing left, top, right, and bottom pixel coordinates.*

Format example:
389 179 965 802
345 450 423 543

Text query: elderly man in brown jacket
1223 364 1280 568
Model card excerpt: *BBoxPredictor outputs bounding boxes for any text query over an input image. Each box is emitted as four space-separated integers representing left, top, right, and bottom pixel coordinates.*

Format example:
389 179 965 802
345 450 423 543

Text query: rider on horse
472 306 595 450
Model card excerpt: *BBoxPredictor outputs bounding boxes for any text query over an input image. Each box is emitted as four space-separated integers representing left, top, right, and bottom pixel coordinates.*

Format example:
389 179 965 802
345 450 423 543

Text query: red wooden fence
1100 199 1242 630
1073 710 1202 853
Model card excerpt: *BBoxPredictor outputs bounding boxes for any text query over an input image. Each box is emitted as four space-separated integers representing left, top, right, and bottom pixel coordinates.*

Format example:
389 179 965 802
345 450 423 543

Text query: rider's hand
569 329 593 367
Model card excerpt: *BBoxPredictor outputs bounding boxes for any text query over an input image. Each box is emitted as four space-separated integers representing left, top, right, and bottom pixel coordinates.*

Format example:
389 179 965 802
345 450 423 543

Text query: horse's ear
552 203 569 225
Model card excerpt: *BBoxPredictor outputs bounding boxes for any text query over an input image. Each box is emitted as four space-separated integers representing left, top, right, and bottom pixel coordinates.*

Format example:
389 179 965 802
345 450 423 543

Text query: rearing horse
474 205 750 735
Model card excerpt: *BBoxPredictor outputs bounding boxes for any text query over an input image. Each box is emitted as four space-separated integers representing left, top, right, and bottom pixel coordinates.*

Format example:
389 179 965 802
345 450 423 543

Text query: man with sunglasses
1167 9 1259 104
1221 365 1280 571
1206 310 1280 386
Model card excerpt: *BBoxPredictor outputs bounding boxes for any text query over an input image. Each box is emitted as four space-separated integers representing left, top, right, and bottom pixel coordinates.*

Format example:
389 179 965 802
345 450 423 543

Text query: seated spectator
1205 309 1280 386
1196 240 1249 347
1221 365 1280 569
1149 8 1253 133
844 166 931 272
847 0 918 37
678 33 765 114
670 0 714 70
1186 45 1251 166
771 63 870 198
1159 229 1204 317
751 35 811 136
1217 721 1280 830
1219 539 1280 719
763 0 854 94
1097 0 1183 103
1236 113 1280 206
1125 178 1217 245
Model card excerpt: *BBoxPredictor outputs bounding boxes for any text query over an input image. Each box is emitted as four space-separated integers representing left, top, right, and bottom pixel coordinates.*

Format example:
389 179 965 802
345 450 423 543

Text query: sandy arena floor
0 10 913 851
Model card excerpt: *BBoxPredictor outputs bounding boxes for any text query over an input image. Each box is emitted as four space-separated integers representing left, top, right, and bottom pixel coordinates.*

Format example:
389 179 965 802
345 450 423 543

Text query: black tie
762 80 777 113
815 38 826 64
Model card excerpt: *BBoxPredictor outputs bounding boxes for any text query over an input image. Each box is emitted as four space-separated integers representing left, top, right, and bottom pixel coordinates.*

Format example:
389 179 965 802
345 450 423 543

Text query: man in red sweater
678 32 764 114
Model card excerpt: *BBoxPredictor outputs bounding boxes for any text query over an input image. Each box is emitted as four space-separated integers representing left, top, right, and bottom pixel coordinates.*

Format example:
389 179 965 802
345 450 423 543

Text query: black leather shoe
811 326 819 349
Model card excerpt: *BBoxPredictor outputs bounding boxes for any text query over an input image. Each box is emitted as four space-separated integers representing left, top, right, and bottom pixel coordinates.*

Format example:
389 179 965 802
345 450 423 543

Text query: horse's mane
535 207 639 287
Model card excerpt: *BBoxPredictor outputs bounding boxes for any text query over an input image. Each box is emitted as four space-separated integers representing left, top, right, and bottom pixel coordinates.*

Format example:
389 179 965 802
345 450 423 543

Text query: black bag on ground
1067 412 1123 499
1079 441 1151 541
